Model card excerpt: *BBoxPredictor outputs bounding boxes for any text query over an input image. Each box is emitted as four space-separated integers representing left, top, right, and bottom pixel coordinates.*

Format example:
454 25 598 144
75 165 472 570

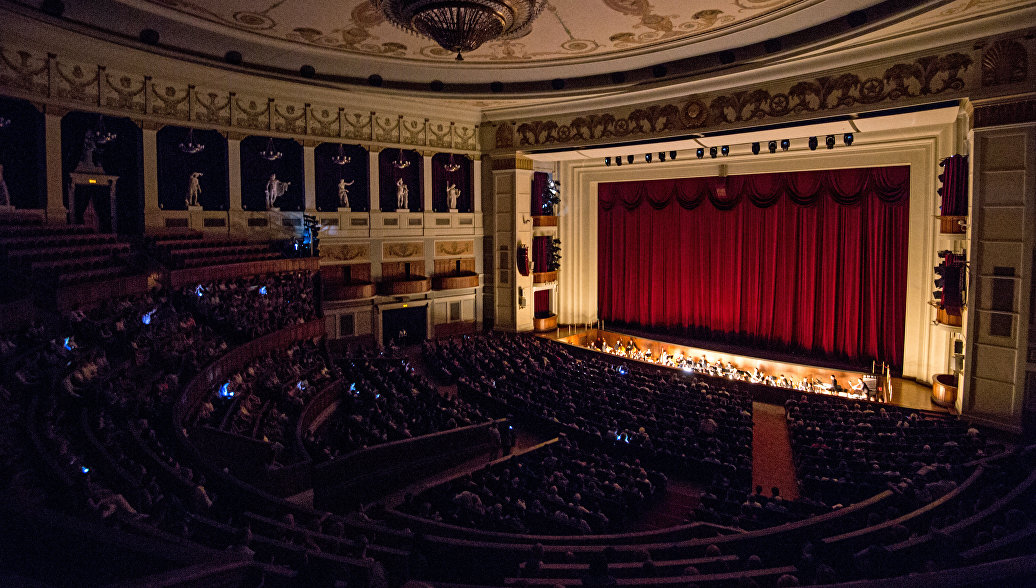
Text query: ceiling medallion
374 0 548 60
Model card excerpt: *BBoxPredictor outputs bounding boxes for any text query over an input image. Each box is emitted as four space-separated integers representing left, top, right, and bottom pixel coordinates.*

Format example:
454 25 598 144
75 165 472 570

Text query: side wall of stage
557 120 962 386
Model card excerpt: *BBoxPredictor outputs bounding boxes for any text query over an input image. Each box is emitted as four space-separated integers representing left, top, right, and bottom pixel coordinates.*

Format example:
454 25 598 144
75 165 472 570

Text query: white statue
186 172 203 207
396 178 409 210
446 182 461 210
0 163 10 207
337 178 354 209
265 174 291 210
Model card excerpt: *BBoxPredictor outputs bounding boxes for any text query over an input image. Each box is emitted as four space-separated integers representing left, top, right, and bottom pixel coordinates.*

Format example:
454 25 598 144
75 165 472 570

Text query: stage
538 327 952 414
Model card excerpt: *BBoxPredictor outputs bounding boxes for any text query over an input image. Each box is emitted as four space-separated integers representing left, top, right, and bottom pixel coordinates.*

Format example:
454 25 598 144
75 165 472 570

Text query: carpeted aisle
752 402 800 500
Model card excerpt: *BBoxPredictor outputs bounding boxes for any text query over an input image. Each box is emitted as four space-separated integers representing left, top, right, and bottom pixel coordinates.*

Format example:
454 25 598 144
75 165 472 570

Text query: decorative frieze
0 45 480 153
494 35 1033 151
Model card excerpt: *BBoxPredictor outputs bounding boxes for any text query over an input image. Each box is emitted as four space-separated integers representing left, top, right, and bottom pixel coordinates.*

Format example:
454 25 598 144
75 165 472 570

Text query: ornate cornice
0 44 480 153
492 155 535 171
973 97 1036 128
492 33 1034 152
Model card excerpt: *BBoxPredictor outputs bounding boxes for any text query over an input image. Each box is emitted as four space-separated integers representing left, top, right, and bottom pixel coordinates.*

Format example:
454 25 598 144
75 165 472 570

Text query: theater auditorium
0 0 1034 586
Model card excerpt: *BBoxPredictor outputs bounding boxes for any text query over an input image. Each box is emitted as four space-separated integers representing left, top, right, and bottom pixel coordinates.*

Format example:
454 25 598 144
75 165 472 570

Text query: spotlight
768 140 777 154
645 153 652 163
696 148 704 159
808 136 818 151
626 154 634 164
669 151 677 160
721 145 729 156
658 151 666 162
709 146 717 159
843 133 854 146
615 156 622 166
781 139 790 151
751 142 760 155
826 135 835 149
604 156 611 166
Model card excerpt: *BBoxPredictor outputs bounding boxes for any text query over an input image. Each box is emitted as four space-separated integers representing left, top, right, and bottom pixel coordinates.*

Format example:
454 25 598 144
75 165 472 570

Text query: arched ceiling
24 0 922 87
5 0 1030 100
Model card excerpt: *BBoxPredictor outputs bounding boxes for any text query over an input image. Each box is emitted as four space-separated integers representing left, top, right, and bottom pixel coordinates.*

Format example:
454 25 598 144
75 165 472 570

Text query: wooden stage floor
536 327 952 415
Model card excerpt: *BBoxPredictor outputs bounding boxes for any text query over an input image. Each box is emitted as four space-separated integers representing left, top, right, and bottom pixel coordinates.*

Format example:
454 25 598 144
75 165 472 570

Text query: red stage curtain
598 166 910 367
535 289 550 315
533 236 551 273
532 171 549 216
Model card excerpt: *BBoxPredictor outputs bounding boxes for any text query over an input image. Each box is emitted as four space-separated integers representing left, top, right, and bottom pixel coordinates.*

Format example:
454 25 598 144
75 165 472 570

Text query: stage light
781 139 790 151
826 135 836 149
627 154 634 164
752 142 760 155
615 156 622 166
768 140 777 154
696 148 704 159
259 286 268 296
645 153 652 163
604 156 611 166
670 150 677 160
658 151 666 162
808 136 818 150
710 146 717 158
844 133 854 146
721 145 730 156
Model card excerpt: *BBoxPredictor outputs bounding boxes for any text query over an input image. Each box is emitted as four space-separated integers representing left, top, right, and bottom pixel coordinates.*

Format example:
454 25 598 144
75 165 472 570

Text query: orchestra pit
0 1 1035 586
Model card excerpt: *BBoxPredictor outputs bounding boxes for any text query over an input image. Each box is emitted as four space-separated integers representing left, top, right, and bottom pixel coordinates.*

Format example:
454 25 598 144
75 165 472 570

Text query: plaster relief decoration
384 241 424 259
102 69 146 113
981 39 1028 87
435 240 474 258
54 60 99 104
149 80 191 119
274 100 308 134
132 0 799 64
322 242 370 263
193 87 232 126
505 51 976 149
234 95 272 130
0 45 478 153
0 49 48 93
309 104 342 137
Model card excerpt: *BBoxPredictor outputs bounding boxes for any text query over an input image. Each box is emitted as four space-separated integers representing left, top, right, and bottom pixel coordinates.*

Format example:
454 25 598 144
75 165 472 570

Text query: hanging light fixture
443 153 462 172
0 116 10 129
179 128 206 155
374 0 548 61
331 144 351 165
392 148 411 169
259 137 283 161
87 115 117 145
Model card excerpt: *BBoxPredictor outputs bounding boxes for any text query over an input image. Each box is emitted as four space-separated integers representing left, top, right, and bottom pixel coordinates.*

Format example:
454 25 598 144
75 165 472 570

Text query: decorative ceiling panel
126 0 809 64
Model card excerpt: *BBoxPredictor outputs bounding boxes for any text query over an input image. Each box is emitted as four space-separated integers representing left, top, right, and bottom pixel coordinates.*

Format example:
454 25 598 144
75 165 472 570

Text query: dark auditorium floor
752 402 800 501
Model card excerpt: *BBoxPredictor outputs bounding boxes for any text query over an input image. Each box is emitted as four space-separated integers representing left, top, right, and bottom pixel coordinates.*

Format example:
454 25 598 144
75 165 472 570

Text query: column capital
491 154 534 171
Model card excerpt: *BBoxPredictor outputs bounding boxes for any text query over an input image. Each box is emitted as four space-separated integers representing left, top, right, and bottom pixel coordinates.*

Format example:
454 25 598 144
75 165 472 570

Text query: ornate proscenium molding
492 35 1033 152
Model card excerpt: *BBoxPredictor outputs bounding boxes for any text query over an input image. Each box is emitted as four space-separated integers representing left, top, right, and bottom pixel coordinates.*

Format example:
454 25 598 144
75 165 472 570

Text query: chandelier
331 144 351 165
392 148 411 170
179 128 206 155
87 115 117 145
443 153 461 172
259 137 283 161
374 0 548 60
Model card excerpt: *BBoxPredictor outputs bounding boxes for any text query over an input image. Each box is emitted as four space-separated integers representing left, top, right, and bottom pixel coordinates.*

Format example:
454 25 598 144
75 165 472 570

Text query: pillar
43 106 66 223
423 151 434 212
490 155 535 332
227 133 243 211
303 140 317 212
369 147 380 212
141 122 160 229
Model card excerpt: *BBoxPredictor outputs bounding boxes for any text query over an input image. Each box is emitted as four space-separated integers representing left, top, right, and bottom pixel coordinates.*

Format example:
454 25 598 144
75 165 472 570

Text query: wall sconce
518 287 527 309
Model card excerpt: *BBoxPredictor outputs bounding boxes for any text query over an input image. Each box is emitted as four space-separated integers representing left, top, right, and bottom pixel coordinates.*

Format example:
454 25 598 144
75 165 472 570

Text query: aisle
751 402 800 500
